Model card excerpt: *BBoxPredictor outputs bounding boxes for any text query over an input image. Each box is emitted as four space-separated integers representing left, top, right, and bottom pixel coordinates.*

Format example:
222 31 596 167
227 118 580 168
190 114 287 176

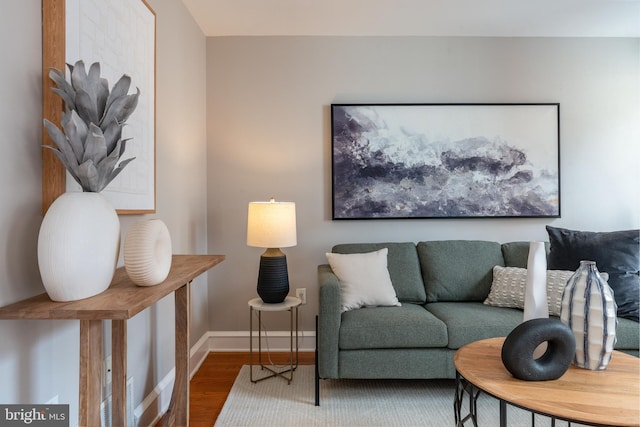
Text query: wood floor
155 351 315 427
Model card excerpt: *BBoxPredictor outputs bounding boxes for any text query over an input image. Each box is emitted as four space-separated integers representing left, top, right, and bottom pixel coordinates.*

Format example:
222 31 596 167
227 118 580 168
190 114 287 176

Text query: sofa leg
315 315 320 406
315 358 320 406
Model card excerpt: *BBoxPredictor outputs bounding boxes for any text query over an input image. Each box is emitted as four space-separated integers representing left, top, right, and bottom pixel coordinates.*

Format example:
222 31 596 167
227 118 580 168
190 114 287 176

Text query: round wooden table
454 337 640 427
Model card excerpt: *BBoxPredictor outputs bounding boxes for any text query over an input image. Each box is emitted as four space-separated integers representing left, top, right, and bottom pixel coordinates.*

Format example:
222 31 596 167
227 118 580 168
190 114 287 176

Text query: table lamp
247 198 297 303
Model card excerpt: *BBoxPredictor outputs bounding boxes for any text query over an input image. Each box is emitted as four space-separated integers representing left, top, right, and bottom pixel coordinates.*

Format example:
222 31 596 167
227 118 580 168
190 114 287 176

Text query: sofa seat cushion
332 243 426 303
425 302 523 349
418 240 505 302
428 302 640 352
339 303 448 350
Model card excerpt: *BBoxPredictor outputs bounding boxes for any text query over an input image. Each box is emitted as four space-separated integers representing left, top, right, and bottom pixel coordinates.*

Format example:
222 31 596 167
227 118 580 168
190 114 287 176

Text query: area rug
214 365 585 426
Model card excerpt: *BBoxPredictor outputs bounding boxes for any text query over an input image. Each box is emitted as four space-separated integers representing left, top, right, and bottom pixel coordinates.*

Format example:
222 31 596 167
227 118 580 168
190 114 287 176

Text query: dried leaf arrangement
43 60 140 192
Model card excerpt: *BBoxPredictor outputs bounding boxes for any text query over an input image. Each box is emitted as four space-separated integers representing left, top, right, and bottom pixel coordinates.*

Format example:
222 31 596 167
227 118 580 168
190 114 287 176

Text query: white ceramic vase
523 241 549 321
560 260 617 370
124 219 172 286
37 192 120 301
523 241 549 358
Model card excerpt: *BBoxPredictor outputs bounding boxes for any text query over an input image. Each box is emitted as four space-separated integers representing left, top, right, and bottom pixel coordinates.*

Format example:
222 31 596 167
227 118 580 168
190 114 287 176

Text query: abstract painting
331 104 560 219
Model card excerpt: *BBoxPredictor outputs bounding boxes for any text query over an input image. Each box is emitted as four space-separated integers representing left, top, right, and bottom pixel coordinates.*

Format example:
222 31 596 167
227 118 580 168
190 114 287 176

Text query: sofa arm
318 264 341 378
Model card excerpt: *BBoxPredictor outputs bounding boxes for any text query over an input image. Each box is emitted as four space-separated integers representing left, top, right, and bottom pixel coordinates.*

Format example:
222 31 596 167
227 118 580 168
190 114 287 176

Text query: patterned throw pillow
484 266 575 316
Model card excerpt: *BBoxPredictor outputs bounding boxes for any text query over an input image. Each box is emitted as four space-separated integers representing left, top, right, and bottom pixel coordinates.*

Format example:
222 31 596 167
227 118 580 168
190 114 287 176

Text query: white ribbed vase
38 192 120 301
124 219 172 286
560 260 617 370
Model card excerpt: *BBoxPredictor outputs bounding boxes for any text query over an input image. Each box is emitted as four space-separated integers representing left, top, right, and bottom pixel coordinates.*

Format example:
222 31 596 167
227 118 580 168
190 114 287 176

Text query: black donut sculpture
501 318 576 381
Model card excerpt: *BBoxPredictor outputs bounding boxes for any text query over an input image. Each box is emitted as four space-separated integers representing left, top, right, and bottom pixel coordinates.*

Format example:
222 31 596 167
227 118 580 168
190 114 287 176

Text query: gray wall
0 0 207 425
0 0 63 410
206 36 640 332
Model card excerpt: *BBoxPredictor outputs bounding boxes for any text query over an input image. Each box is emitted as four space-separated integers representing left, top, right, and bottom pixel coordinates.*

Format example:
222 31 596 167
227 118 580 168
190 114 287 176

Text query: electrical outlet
296 288 307 304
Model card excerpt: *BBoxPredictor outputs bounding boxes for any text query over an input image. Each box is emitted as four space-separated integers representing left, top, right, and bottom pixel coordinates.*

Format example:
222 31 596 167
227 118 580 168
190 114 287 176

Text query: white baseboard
134 369 174 427
135 330 315 426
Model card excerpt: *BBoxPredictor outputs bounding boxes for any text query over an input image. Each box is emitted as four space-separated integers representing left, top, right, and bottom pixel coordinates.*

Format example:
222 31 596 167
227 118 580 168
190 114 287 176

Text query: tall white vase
524 241 549 320
523 241 549 358
37 192 120 301
561 260 617 370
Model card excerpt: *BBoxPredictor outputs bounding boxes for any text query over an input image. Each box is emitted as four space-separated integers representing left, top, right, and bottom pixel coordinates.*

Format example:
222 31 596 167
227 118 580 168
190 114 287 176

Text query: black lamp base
257 253 289 303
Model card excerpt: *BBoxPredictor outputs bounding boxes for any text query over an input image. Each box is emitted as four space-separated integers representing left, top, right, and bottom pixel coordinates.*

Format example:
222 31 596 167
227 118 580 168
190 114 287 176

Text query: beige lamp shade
247 199 297 248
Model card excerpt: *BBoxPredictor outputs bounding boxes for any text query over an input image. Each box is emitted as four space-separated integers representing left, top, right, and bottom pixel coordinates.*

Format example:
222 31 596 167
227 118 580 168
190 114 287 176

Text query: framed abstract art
331 103 560 219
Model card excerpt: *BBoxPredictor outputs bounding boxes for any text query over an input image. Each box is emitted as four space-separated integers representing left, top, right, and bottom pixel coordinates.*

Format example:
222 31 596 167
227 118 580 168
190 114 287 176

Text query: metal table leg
454 372 480 427
249 303 298 384
500 399 507 427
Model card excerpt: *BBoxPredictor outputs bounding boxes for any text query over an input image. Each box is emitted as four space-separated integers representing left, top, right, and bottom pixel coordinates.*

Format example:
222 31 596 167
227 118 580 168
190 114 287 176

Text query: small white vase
38 192 120 301
560 260 617 370
124 219 172 286
523 241 549 357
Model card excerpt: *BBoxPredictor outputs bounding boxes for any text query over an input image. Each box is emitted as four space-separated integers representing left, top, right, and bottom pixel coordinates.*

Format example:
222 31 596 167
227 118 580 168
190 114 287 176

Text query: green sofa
316 240 640 403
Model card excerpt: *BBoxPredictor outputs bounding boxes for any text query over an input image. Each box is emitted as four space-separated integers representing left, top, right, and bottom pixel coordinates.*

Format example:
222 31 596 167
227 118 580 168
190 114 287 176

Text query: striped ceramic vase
560 260 617 370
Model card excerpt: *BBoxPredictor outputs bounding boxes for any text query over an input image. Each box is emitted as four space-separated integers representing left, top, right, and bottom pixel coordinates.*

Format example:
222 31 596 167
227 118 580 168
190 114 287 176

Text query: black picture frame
331 103 560 220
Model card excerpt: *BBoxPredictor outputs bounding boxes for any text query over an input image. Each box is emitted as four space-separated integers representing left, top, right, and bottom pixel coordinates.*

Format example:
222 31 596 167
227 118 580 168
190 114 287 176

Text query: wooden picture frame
42 0 156 215
331 103 560 219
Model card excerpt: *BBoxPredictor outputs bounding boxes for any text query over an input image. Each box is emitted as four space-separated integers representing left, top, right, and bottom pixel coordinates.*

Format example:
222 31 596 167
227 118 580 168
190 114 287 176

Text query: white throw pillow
484 266 575 316
326 248 401 312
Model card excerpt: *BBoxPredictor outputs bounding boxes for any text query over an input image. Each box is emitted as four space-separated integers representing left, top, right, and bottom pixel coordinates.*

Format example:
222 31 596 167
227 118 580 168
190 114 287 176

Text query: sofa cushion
427 301 639 352
339 304 448 350
332 242 426 303
425 302 523 349
501 241 550 268
326 248 401 312
617 317 640 350
546 226 640 321
417 240 505 302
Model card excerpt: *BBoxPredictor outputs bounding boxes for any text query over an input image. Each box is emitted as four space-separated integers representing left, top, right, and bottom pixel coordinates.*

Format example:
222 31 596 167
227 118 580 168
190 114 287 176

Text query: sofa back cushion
332 242 426 303
417 240 505 302
501 241 550 268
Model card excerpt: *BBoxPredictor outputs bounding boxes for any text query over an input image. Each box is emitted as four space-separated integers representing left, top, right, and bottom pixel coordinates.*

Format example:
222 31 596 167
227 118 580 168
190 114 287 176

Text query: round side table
248 296 301 384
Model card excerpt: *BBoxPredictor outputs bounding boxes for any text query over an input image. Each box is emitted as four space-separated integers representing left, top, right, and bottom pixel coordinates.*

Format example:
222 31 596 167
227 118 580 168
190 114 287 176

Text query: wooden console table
0 254 225 427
